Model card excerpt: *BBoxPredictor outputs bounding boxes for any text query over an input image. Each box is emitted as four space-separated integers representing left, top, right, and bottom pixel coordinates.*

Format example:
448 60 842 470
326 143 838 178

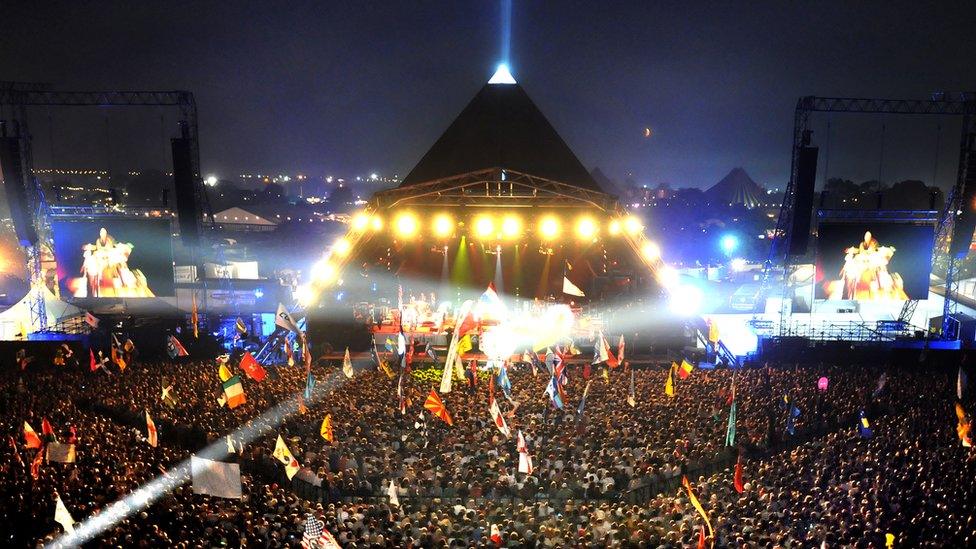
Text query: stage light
721 234 739 255
575 216 598 240
501 215 521 239
432 214 454 238
657 265 679 288
294 284 316 307
669 283 704 316
394 212 419 239
641 241 661 262
311 260 338 284
332 237 351 257
624 215 643 235
351 212 370 232
474 215 495 239
608 219 622 236
539 216 560 239
370 214 383 231
730 258 747 272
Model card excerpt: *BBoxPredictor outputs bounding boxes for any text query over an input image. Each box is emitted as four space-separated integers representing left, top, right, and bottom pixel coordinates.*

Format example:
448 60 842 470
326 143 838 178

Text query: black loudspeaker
950 143 976 257
171 137 200 247
0 136 38 246
788 146 819 256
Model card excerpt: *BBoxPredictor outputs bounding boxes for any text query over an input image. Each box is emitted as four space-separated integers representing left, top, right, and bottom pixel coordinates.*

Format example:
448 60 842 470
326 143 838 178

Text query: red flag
423 390 453 426
734 458 744 494
146 411 158 447
30 449 42 479
23 422 42 449
41 417 55 441
238 351 267 382
456 312 477 338
68 426 78 445
89 349 97 372
583 362 591 380
697 525 706 549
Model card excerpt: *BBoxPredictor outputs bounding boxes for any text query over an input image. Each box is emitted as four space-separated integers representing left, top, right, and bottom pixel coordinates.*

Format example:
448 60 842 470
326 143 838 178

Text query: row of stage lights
350 211 648 243
299 210 667 305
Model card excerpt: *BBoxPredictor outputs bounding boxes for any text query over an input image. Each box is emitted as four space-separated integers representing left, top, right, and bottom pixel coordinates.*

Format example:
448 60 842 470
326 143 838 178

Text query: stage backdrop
53 219 175 298
816 222 934 301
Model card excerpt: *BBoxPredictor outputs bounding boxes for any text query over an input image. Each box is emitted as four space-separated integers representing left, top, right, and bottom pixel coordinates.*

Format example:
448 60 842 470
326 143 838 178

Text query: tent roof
400 81 601 192
705 168 765 208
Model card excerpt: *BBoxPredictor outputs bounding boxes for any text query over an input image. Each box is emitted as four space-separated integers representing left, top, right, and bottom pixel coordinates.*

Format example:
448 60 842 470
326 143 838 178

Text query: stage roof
399 80 602 192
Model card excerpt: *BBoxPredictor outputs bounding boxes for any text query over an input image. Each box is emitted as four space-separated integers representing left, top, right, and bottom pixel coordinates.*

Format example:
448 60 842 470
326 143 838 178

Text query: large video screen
53 219 174 298
816 222 934 301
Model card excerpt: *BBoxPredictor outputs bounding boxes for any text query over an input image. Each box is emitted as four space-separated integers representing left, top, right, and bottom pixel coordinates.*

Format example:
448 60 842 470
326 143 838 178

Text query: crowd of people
3 342 974 547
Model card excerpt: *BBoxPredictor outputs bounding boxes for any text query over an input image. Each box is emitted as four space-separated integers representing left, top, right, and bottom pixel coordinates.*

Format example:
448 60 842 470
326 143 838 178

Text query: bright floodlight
310 260 338 285
332 237 351 257
351 212 370 232
501 215 521 239
730 257 747 272
433 214 454 238
641 241 661 261
608 219 622 236
370 214 383 231
394 212 419 239
669 283 704 316
576 216 598 240
538 216 560 239
721 234 739 255
474 215 496 239
205 175 218 186
624 215 643 235
658 265 680 288
488 63 517 84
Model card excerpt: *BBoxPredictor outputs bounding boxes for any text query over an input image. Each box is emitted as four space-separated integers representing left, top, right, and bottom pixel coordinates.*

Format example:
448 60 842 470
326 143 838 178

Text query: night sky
2 1 974 189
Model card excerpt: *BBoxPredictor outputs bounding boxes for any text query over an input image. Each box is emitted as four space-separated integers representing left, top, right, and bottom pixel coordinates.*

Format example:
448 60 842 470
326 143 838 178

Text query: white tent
0 287 85 339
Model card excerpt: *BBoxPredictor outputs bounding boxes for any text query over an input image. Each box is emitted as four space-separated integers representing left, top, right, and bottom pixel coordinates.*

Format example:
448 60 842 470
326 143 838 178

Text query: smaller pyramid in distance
705 167 765 208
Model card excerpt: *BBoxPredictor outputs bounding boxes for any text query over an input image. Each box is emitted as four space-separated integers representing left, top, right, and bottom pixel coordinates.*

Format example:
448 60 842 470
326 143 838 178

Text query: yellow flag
320 414 334 443
272 435 300 480
457 334 473 356
218 364 232 382
682 476 714 546
708 321 719 343
665 365 675 397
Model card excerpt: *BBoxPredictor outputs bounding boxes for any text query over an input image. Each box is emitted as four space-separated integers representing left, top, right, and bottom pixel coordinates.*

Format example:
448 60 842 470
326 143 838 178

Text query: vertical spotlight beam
451 235 470 292
537 253 551 299
494 247 504 294
500 0 512 64
513 244 522 297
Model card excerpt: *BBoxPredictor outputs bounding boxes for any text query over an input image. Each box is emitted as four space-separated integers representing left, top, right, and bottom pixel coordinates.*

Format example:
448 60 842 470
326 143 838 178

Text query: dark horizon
2 1 974 190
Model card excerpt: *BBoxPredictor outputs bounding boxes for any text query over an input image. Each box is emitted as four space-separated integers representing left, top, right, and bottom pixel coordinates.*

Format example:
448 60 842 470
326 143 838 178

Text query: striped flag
146 410 158 447
222 375 246 408
424 390 453 425
23 421 42 449
488 397 511 438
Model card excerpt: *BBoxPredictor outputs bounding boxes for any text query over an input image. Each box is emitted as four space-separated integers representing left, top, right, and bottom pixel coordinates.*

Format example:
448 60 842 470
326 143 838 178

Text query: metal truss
369 168 621 212
764 93 976 339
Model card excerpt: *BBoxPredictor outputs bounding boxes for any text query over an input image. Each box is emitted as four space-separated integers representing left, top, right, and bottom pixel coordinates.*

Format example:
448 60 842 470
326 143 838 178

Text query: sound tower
950 142 976 257
0 136 38 246
788 146 819 256
171 137 200 247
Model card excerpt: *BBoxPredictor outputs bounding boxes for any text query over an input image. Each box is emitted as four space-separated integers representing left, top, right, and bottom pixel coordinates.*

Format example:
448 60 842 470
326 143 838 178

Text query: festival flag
222 375 246 409
89 348 97 372
682 476 714 547
123 338 136 362
24 421 42 449
218 363 233 382
518 451 534 475
167 335 189 358
490 524 503 545
858 409 873 439
726 383 737 446
146 410 158 447
235 317 248 337
424 390 453 425
577 380 592 416
342 347 354 378
592 331 618 367
786 404 801 436
299 513 334 549
489 397 511 438
562 276 585 297
54 495 76 534
239 351 267 382
955 402 972 447
617 334 625 363
302 335 312 373
708 320 720 344
304 371 315 400
31 448 42 479
387 479 400 507
284 339 295 367
191 293 199 339
191 455 243 499
41 417 56 442
733 456 744 493
84 311 99 329
297 395 308 415
665 364 675 397
959 366 968 400
275 303 302 334
627 370 636 407
497 363 512 398
320 414 334 443
456 310 477 339
678 359 694 380
544 376 564 409
872 373 888 398
272 435 301 479
46 442 76 463
456 334 473 357
111 339 127 372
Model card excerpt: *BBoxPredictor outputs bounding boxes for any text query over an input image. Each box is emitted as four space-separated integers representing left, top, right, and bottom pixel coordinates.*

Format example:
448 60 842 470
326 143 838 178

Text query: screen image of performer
67 227 155 297
823 230 909 301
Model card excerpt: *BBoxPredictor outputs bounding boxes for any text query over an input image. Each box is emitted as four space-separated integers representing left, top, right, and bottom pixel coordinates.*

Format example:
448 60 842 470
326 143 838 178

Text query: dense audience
3 344 973 547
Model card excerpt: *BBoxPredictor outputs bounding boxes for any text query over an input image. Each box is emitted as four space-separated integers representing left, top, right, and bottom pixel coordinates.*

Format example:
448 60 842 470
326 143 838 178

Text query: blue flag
858 409 873 438
545 376 563 409
577 381 591 416
497 365 512 398
304 372 315 400
785 404 800 435
725 401 737 446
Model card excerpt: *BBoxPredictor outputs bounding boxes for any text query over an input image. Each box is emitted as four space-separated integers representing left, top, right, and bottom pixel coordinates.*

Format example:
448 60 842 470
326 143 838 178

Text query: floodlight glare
394 212 419 238
432 214 454 238
624 215 643 235
370 214 383 231
608 219 622 236
576 216 598 240
474 215 496 239
641 241 661 261
332 237 351 257
720 234 739 255
351 212 370 231
539 216 560 239
501 215 522 239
